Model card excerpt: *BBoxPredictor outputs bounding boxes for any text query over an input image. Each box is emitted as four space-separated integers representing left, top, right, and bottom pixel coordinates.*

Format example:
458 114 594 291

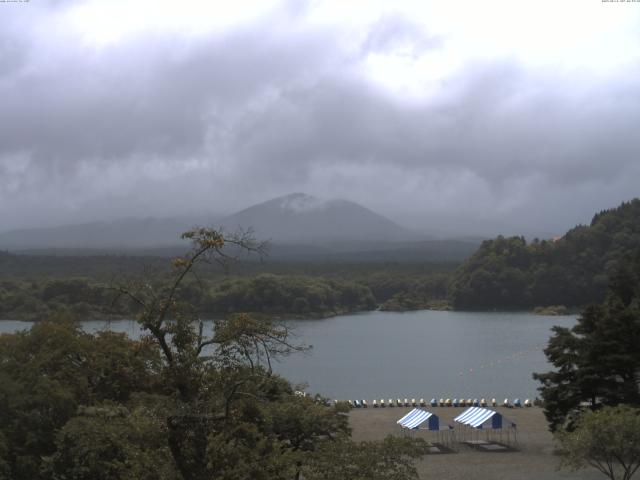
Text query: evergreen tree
534 256 640 431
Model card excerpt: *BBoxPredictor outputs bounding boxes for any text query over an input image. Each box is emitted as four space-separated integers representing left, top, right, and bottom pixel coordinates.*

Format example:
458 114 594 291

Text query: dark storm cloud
225 61 640 185
0 1 639 235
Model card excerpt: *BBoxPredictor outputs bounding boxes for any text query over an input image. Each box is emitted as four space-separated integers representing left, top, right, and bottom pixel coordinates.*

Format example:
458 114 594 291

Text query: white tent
397 408 453 445
397 408 439 430
453 407 517 445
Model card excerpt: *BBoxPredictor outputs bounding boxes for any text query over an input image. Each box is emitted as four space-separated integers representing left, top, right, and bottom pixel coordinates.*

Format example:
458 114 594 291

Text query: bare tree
113 227 308 480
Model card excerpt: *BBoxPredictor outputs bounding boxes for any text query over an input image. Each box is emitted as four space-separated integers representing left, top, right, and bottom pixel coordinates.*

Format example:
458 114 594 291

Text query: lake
0 310 575 401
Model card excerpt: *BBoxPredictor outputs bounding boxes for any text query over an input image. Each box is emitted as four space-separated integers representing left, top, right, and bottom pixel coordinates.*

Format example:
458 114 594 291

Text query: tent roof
397 408 435 429
454 407 510 429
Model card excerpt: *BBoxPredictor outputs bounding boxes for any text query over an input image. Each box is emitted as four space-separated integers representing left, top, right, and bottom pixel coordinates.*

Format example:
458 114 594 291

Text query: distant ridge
0 216 219 250
0 193 476 261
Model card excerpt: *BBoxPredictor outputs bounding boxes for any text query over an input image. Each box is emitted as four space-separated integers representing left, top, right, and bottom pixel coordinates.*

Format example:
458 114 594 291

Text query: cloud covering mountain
220 193 420 244
0 193 421 250
1 0 639 237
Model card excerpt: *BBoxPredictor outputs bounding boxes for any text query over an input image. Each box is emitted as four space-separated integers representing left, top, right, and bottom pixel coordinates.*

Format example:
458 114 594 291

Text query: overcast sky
1 0 639 236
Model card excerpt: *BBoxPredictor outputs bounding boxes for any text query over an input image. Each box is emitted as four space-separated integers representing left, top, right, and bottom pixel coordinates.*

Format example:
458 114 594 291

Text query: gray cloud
0 2 639 237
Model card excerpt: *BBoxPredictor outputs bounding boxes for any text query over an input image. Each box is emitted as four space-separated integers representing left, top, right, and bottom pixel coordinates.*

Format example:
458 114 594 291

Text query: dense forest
449 199 640 309
0 270 453 321
0 235 458 319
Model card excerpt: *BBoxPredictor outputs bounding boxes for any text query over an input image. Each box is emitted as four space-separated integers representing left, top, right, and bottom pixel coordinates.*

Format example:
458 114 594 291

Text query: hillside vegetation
0 268 457 321
449 199 640 309
0 248 457 320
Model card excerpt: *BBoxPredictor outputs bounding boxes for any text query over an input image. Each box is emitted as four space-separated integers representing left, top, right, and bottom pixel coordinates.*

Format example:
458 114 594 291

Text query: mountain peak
222 193 420 244
269 193 325 213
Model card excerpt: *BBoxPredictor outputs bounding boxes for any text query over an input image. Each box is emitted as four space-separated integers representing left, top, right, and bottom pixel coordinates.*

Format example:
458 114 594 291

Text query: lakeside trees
0 267 457 321
450 199 640 310
0 275 377 321
533 256 640 431
533 251 640 479
0 228 429 480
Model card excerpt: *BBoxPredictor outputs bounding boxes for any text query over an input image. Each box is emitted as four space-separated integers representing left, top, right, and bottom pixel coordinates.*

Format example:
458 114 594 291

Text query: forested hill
449 199 640 310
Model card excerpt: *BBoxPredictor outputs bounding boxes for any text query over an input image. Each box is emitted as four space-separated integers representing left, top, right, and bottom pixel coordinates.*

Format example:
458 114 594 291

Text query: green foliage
205 422 296 480
556 405 640 480
0 277 134 321
534 257 640 431
0 269 459 320
450 199 640 309
268 396 351 452
303 436 430 480
0 318 161 479
0 229 430 479
116 228 425 480
48 405 180 480
532 305 569 316
376 273 450 311
202 274 376 316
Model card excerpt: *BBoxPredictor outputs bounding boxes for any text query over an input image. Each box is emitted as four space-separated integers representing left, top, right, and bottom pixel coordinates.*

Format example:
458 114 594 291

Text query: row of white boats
342 398 533 408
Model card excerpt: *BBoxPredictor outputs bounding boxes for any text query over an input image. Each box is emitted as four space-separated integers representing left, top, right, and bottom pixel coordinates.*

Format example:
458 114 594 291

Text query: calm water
0 310 575 401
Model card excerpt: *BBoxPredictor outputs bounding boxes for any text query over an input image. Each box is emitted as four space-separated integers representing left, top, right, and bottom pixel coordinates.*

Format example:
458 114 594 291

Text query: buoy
480 398 487 407
389 398 394 407
380 399 386 407
430 398 437 407
420 398 426 407
491 398 497 407
373 399 378 408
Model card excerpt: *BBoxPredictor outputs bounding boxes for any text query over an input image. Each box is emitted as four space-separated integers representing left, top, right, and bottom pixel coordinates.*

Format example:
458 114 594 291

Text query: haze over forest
2 0 640 240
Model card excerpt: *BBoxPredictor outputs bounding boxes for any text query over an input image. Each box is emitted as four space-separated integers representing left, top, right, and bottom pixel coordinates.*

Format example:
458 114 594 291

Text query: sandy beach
349 406 603 480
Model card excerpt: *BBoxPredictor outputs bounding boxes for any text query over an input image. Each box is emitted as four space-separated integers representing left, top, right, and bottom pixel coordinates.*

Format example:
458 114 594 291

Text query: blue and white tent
398 408 454 445
453 407 517 445
397 408 439 430
454 407 510 429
